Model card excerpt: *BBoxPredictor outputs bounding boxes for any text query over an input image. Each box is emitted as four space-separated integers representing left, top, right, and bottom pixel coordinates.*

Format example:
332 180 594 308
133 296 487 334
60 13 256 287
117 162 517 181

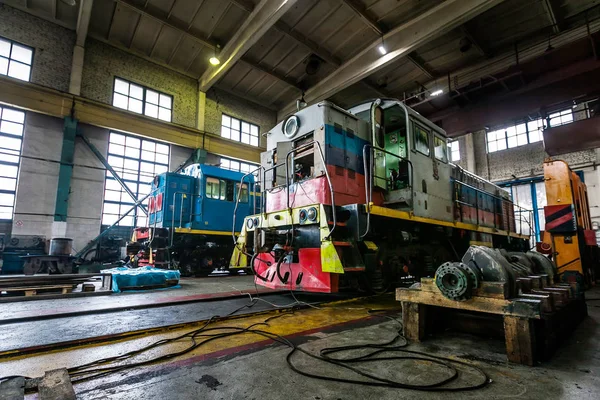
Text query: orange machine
540 159 597 291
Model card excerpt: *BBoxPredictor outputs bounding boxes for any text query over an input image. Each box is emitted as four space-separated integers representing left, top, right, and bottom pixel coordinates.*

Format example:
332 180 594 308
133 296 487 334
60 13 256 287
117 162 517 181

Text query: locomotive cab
348 99 454 222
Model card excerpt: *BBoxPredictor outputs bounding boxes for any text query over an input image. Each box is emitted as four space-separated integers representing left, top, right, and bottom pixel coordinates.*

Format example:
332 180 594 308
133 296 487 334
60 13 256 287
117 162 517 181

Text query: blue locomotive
128 164 256 276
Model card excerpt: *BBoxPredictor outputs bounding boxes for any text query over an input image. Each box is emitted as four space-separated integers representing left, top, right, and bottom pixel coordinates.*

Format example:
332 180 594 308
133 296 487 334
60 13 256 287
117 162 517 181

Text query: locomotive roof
189 164 255 183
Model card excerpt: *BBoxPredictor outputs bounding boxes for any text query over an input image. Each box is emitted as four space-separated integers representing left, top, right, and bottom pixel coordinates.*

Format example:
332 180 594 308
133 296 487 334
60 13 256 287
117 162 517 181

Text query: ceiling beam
406 53 435 79
278 0 505 119
460 25 490 58
543 0 562 33
341 0 384 36
238 59 303 91
199 0 298 92
75 0 94 47
229 0 342 67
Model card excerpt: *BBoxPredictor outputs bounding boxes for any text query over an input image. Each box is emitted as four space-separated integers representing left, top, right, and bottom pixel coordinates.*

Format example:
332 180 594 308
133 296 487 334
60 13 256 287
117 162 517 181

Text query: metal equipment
230 99 532 293
539 159 598 291
435 246 557 301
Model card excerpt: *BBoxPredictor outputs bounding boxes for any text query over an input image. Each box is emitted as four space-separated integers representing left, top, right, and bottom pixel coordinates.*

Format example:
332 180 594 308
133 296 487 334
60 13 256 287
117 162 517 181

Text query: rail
361 144 414 238
284 141 336 239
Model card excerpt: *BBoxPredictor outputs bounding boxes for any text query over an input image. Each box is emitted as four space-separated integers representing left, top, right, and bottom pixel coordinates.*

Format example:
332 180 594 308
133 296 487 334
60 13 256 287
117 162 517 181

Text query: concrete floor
3 288 598 399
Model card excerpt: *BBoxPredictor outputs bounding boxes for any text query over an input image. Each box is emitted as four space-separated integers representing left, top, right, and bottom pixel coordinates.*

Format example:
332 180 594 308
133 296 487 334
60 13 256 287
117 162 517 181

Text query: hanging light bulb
210 44 221 66
378 35 387 55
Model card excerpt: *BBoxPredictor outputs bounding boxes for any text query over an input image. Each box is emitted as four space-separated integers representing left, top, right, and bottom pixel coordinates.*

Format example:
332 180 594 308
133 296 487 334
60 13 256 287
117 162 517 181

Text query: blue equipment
128 164 256 276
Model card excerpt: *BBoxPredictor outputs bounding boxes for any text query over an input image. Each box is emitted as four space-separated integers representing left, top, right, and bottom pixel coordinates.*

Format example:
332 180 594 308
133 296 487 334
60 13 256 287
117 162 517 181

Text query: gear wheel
434 262 479 301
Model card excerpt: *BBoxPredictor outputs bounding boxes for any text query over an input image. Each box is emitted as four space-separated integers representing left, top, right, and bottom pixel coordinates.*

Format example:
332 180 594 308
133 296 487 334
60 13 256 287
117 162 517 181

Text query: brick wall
205 88 276 147
0 4 75 92
81 38 199 129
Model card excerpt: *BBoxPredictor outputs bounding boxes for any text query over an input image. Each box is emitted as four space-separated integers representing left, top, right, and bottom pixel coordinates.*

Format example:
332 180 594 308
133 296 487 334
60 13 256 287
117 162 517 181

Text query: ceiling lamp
210 44 221 66
60 0 77 5
430 89 443 97
378 36 387 55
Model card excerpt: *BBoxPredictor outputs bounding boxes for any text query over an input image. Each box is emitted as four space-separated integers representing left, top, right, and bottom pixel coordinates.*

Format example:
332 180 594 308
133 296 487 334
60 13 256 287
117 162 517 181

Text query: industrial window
220 157 259 175
112 77 173 122
206 177 237 201
548 109 573 127
0 37 33 82
487 117 545 153
433 135 447 163
413 123 430 156
221 114 259 147
448 140 460 162
102 132 170 227
0 106 25 220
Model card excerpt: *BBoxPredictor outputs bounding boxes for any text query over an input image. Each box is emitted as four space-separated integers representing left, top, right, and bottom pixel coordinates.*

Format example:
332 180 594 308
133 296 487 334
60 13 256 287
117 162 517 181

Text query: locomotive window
236 183 249 203
413 123 430 156
434 135 447 163
206 177 223 200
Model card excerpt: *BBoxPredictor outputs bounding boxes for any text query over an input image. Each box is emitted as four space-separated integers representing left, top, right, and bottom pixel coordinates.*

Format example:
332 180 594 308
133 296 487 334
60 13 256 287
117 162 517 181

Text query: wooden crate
397 277 586 366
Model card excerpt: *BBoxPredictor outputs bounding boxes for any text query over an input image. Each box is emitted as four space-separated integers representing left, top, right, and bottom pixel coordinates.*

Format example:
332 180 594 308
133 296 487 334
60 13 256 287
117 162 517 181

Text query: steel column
54 117 77 222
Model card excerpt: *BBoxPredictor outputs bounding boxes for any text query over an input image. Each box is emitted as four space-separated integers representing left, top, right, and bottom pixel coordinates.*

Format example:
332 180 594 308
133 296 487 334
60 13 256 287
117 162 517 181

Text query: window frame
0 106 25 220
112 77 173 122
221 114 260 147
448 140 460 162
433 134 448 163
486 117 546 153
0 37 34 82
101 131 170 227
412 122 431 157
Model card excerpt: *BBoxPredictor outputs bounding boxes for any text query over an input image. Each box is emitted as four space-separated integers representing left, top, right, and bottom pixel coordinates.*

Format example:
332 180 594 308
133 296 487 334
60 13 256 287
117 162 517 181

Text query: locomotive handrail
361 144 414 238
452 180 534 239
284 141 337 239
170 191 189 247
233 167 264 245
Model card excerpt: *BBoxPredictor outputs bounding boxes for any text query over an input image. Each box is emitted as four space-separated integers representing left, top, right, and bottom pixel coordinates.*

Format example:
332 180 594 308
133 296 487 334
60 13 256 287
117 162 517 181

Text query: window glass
236 183 249 203
448 140 460 162
112 77 173 122
433 135 447 162
0 37 33 81
221 114 260 147
102 131 170 226
0 106 24 220
413 123 430 156
206 177 220 199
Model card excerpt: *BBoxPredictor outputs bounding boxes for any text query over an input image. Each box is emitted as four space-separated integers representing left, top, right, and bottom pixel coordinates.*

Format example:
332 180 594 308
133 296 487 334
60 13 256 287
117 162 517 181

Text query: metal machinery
230 99 533 293
539 159 598 290
128 164 256 276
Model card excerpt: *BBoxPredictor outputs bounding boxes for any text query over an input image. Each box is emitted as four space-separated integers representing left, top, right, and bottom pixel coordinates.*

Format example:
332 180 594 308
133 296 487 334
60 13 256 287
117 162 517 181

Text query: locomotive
229 99 532 293
128 164 256 276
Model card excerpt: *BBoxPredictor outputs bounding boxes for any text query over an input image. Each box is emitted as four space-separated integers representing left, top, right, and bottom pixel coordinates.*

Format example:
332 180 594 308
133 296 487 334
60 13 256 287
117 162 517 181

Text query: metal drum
49 238 73 256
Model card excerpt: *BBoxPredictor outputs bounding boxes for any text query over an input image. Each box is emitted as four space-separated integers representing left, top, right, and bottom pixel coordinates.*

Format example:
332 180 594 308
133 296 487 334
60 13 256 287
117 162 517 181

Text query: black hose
275 253 290 284
251 253 270 282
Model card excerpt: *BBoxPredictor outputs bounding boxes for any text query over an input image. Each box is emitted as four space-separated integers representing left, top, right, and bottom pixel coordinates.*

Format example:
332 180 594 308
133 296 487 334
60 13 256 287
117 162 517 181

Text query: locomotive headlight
246 218 254 229
307 207 318 221
253 217 260 227
283 115 300 138
299 209 308 223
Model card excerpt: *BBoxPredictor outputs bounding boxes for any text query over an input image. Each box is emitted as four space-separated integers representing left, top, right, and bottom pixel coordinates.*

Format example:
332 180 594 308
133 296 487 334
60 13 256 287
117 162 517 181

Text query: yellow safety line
174 228 240 236
368 205 530 240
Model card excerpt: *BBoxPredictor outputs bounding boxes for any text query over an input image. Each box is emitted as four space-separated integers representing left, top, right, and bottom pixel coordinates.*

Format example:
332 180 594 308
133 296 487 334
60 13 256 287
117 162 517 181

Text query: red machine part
266 167 384 213
252 248 338 293
583 229 597 246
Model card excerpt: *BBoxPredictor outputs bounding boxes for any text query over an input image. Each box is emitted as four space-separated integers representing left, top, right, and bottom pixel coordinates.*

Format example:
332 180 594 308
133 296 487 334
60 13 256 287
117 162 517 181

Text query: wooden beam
199 0 298 92
107 1 118 40
278 0 505 118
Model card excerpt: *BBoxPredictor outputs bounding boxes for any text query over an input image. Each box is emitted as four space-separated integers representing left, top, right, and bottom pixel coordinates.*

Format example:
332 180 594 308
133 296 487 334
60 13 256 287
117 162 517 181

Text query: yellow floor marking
1 296 399 379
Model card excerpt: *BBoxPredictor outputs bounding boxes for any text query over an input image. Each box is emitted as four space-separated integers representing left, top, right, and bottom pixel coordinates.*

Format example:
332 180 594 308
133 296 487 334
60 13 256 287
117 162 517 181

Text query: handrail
284 141 337 239
361 144 414 238
233 167 264 245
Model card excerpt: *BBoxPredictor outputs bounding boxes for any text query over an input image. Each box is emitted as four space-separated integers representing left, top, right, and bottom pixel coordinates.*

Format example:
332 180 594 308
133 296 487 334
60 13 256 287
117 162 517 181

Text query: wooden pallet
397 277 587 366
1 284 76 297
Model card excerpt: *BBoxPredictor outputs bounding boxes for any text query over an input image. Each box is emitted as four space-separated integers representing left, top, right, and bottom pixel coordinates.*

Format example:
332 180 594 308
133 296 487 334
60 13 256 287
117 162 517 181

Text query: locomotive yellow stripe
174 228 240 236
368 205 530 240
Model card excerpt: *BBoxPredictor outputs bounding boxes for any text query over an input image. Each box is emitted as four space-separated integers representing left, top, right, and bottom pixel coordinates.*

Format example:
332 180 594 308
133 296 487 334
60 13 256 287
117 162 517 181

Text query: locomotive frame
230 99 533 293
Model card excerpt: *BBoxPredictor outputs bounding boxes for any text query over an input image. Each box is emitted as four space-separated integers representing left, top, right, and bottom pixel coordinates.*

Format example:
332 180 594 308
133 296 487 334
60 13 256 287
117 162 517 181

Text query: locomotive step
332 241 353 247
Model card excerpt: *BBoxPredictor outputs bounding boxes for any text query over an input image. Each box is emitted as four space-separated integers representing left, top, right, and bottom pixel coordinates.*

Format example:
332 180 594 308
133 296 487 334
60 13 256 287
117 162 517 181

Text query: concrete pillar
197 89 206 132
69 45 85 96
464 132 476 173
53 117 77 238
473 130 490 179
